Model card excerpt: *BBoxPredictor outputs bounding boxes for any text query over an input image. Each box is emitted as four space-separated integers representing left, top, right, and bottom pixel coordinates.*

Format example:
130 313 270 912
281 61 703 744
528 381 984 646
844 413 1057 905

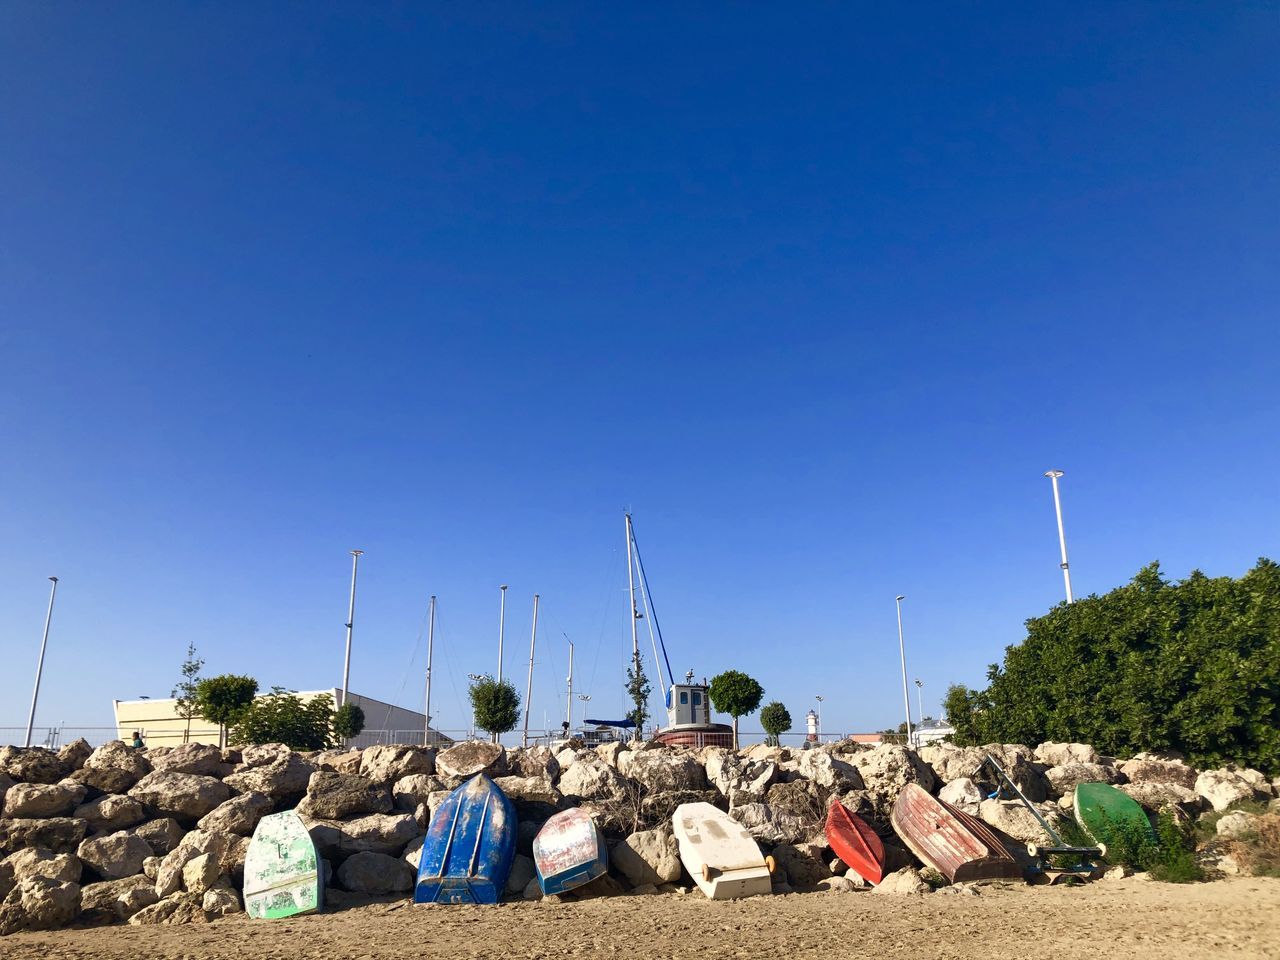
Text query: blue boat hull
415 774 517 905
533 808 607 896
540 857 606 896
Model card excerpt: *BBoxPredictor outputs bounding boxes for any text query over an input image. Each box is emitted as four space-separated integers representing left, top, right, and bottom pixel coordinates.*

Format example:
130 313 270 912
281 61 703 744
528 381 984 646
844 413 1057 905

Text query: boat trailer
974 753 1106 883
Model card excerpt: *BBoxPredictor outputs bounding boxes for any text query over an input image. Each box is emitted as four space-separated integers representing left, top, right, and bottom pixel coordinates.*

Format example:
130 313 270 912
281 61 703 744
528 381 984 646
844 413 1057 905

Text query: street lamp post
467 673 485 740
814 695 824 741
497 584 508 682
577 694 591 730
1044 470 1074 603
341 550 364 709
24 577 59 749
895 595 913 749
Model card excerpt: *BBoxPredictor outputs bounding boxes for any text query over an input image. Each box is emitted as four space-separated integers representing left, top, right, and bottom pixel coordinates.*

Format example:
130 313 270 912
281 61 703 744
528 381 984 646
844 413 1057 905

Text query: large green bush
944 558 1280 774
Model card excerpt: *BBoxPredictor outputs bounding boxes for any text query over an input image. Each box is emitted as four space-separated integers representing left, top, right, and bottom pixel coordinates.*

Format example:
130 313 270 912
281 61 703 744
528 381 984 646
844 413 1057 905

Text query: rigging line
630 520 675 691
434 606 467 733
632 544 668 699
378 603 430 734
585 545 622 698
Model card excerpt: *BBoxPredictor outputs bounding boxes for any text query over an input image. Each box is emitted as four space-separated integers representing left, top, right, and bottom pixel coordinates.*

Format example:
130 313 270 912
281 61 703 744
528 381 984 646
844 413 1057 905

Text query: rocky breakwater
2 736 1276 935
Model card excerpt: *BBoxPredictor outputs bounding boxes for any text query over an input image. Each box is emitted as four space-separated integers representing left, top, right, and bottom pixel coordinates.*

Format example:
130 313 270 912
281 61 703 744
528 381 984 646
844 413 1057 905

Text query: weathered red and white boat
825 800 885 885
890 783 1021 883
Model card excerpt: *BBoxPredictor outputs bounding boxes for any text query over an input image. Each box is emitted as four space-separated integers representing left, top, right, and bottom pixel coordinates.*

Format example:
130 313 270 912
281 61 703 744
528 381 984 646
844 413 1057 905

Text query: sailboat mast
625 513 644 740
566 640 574 733
424 595 436 746
522 594 539 747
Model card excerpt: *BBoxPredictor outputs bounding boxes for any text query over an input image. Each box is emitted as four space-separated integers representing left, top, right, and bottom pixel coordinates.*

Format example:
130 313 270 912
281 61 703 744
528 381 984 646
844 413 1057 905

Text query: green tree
626 655 653 741
171 643 205 744
708 670 765 750
230 688 339 751
194 674 259 748
468 676 521 743
945 558 1280 773
759 701 792 746
333 702 366 741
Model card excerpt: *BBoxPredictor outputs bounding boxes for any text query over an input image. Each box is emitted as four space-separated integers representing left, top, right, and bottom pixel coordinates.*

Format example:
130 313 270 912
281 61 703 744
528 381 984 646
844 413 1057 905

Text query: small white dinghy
672 801 774 900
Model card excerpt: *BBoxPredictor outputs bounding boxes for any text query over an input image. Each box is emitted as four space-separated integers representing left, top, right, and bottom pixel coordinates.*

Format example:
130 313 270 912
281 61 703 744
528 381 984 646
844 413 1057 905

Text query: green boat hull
1074 782 1156 850
244 810 322 920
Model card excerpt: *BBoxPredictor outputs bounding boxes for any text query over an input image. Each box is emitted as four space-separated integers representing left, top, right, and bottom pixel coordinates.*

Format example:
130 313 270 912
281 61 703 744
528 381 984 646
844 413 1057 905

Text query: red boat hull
825 800 885 885
890 783 1021 883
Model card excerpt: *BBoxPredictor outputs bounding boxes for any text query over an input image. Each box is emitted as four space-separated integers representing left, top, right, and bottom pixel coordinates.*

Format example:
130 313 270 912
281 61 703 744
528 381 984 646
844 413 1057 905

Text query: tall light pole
341 550 363 708
522 594 539 747
895 595 913 749
467 673 485 740
1044 470 1074 603
814 695 824 740
497 584 508 683
423 596 436 747
578 694 591 729
565 640 574 736
24 577 59 748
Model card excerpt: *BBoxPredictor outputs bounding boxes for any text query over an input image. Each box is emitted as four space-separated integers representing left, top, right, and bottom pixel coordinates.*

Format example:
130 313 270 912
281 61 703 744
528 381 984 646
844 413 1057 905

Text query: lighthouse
805 709 819 742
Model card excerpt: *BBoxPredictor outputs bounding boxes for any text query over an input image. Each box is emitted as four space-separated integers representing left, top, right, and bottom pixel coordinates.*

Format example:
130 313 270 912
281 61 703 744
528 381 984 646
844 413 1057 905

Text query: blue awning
584 718 636 728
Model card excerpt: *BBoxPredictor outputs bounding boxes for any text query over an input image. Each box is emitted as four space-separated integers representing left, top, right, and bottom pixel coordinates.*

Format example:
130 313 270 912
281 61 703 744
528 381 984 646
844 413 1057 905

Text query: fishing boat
891 783 1022 883
415 775 517 904
1074 782 1155 851
533 808 607 895
623 514 733 748
673 801 775 900
243 810 323 919
825 800 885 885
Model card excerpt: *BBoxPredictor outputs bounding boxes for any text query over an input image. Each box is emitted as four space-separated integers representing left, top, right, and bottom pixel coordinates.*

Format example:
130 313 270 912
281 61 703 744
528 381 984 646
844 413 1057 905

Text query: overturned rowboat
243 810 323 919
673 801 774 900
891 782 1021 883
415 775 517 904
533 808 607 895
825 800 885 885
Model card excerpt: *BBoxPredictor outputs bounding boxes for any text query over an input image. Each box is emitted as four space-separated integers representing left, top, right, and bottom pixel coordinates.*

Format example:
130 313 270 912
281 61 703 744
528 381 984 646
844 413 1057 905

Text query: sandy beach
5 877 1279 960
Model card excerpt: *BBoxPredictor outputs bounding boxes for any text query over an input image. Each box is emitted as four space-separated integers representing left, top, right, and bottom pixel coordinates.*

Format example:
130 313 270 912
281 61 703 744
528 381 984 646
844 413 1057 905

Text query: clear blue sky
2 4 1276 742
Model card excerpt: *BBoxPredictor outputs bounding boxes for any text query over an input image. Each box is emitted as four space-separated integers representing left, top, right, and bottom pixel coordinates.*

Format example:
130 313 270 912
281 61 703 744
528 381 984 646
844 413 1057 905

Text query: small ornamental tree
171 643 205 744
708 670 765 750
230 688 340 751
469 676 521 743
194 674 259 748
759 701 792 747
626 654 653 741
333 702 366 741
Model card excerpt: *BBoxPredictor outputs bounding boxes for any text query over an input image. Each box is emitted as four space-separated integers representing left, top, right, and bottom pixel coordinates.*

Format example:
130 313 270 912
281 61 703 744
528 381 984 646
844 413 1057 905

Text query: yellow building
112 690 452 749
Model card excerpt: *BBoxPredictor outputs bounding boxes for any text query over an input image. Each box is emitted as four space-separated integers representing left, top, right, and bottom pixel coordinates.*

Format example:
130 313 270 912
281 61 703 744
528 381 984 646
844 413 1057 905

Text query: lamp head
1044 470 1064 479
895 595 905 602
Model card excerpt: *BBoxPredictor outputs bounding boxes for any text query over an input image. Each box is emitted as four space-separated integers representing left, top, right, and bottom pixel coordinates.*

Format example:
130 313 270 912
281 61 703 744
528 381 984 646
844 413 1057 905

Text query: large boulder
335 851 414 894
391 774 444 812
2 780 87 819
74 795 148 834
850 746 937 814
0 876 81 935
435 742 506 780
1118 782 1203 816
1119 757 1197 789
128 771 232 823
0 847 80 899
938 778 983 816
493 775 561 812
1044 763 1125 798
1195 769 1264 812
77 830 153 881
611 824 682 886
0 773 12 810
196 792 274 836
303 812 420 860
359 745 435 784
0 818 87 856
202 882 242 917
792 752 865 794
131 818 184 857
79 875 158 923
618 751 707 793
127 891 207 926
57 739 94 772
180 853 222 896
559 757 634 802
73 742 152 794
1216 810 1261 840
505 853 536 896
1034 742 1100 767
299 772 392 819
772 843 831 889
729 802 809 845
872 866 931 895
507 746 560 782
311 749 364 775
977 799 1059 844
150 743 227 777
0 746 71 785
222 755 314 801
236 744 294 769
153 829 236 898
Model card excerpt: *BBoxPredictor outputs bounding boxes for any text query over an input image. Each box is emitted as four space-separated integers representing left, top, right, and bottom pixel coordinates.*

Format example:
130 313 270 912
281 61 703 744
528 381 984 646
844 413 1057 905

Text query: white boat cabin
668 677 711 727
